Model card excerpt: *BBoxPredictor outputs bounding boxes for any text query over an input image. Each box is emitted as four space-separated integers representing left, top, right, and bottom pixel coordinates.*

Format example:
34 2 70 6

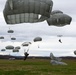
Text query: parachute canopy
51 10 63 15
13 49 19 52
3 0 53 24
74 50 76 55
22 42 31 46
57 35 62 37
11 37 16 40
0 36 4 39
5 45 14 50
7 30 14 33
47 10 72 26
15 46 21 49
33 37 42 42
1 49 6 51
3 0 72 27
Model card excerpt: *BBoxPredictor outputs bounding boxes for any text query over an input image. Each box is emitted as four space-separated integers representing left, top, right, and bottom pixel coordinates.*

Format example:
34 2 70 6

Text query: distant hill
0 55 76 60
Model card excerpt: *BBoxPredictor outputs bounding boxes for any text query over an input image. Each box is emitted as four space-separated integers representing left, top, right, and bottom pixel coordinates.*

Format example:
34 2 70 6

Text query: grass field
0 58 76 75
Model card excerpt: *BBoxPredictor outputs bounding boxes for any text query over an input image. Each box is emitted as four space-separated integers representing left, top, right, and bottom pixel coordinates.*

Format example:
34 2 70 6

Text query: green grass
0 59 76 75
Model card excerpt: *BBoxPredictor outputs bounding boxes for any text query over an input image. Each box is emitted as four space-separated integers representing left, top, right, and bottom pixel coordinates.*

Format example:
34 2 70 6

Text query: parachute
47 10 72 27
22 42 31 55
50 53 67 65
33 37 42 42
15 46 21 49
22 42 31 60
13 49 19 52
1 49 6 51
0 36 4 39
57 35 62 43
7 30 14 33
74 50 76 55
5 45 14 50
3 0 53 24
3 0 72 27
33 37 42 48
11 37 16 40
7 29 14 39
0 36 4 42
51 10 63 15
22 42 31 46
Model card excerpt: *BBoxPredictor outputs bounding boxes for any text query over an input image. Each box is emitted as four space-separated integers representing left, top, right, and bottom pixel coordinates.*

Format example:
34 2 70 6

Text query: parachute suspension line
28 44 31 51
8 0 13 10
38 44 40 48
27 49 29 53
23 49 25 56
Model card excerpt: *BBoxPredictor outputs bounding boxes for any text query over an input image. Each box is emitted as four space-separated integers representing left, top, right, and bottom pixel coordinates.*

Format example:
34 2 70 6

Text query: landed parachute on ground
50 53 67 65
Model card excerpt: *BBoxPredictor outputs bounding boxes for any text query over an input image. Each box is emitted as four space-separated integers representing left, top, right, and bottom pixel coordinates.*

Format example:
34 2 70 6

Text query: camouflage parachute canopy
33 37 42 42
3 0 53 24
5 45 14 50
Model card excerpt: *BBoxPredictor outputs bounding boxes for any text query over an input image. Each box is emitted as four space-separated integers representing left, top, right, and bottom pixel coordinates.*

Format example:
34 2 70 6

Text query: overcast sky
0 0 76 57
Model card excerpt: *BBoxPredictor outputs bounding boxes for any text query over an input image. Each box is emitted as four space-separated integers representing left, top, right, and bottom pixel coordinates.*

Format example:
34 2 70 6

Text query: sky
0 0 76 57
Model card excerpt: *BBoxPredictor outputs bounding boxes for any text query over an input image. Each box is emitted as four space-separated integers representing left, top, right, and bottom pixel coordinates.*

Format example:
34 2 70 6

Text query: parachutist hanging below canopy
59 39 62 43
57 35 62 43
23 49 29 60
